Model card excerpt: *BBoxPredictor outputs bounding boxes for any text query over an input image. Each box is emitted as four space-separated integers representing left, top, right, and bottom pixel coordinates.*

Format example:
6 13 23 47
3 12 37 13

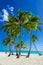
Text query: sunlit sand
0 52 43 65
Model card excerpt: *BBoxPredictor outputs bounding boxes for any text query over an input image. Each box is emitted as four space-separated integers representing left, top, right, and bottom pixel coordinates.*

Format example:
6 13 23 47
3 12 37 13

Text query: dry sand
0 52 43 65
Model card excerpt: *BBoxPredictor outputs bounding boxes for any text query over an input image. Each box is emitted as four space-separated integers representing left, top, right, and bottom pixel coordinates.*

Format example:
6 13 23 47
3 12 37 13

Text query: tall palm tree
1 15 20 56
25 16 42 57
12 9 32 57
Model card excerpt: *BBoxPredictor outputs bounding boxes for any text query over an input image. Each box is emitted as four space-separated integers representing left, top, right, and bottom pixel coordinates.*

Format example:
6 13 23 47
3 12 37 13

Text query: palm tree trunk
18 48 21 57
8 45 13 56
26 31 32 58
16 48 18 56
9 45 12 56
18 24 22 57
28 41 32 56
5 46 7 54
8 30 13 56
33 43 42 55
26 39 32 57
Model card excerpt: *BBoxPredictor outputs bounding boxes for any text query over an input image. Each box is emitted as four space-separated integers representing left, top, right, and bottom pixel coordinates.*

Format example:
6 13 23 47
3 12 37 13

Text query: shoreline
0 52 43 55
0 52 43 65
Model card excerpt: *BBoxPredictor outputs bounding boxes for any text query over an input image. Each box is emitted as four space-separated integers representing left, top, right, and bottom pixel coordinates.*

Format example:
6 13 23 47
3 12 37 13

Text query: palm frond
31 34 39 43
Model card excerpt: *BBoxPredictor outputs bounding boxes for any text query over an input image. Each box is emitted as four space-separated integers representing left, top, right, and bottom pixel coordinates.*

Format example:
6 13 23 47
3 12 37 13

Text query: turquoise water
0 50 43 54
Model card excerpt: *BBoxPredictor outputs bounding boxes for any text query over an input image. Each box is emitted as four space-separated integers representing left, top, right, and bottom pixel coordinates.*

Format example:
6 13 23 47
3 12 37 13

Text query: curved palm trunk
5 46 7 54
16 48 18 56
26 39 32 57
8 45 13 56
33 43 42 55
15 44 18 56
28 42 32 57
8 29 14 57
26 31 32 58
18 47 21 57
18 24 22 58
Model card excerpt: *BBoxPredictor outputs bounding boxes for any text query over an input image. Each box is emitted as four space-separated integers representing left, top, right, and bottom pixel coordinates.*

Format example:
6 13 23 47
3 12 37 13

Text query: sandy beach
0 52 43 65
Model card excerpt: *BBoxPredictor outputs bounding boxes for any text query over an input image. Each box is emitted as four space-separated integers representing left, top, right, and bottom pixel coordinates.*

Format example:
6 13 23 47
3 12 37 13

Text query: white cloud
2 9 9 21
7 5 14 11
9 6 14 11
0 5 14 22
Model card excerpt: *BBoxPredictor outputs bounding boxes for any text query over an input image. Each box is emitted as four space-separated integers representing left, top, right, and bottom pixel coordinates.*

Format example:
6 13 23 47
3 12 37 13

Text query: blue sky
0 0 43 51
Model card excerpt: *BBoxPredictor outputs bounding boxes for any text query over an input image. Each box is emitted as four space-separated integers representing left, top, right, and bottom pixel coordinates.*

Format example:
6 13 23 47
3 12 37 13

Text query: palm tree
25 16 42 57
3 36 16 56
31 34 42 55
11 9 32 57
15 40 27 58
1 15 20 56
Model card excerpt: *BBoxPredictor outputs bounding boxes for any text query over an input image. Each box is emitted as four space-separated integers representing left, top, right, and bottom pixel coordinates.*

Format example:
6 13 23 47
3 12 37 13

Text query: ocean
0 50 43 55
